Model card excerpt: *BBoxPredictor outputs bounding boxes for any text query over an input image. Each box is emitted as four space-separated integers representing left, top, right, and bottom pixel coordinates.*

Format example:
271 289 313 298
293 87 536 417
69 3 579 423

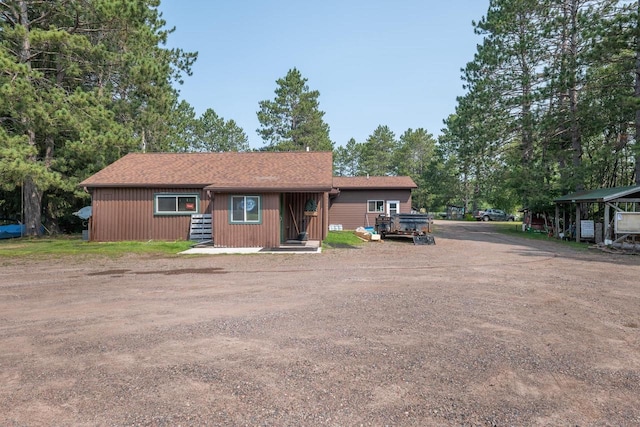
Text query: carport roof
554 185 640 203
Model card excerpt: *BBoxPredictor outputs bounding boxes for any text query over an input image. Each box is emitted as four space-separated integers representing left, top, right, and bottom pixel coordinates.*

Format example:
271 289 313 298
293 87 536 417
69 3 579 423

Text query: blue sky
158 1 489 149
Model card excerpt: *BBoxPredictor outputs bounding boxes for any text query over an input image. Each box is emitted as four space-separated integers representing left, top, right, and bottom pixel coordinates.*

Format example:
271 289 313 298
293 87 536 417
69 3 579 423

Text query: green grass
492 222 591 250
0 231 364 258
0 236 194 258
322 231 367 249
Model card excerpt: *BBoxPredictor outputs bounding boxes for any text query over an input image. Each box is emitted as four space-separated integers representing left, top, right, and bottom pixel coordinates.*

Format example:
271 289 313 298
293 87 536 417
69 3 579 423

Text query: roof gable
332 176 417 190
80 152 334 191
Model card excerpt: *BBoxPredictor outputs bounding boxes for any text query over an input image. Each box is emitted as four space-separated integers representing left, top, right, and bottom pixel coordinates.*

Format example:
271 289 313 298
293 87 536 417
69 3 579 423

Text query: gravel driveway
1 220 639 426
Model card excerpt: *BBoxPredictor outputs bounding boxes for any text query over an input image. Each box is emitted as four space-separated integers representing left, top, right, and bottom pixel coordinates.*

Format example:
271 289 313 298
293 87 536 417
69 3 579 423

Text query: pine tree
257 68 333 151
194 109 249 152
359 126 397 176
0 0 196 234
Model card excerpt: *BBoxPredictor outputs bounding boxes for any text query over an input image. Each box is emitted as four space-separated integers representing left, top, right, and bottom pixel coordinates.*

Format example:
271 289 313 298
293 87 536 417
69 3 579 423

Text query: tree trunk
18 1 43 236
635 0 640 185
23 176 43 237
567 0 583 191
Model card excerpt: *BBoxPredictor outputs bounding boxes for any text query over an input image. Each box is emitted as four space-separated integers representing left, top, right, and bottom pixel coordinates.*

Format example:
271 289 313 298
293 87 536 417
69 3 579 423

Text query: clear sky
158 1 489 149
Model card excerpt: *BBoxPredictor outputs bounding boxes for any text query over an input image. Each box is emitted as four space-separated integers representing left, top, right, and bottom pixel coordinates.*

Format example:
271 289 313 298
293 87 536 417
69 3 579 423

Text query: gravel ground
1 220 639 426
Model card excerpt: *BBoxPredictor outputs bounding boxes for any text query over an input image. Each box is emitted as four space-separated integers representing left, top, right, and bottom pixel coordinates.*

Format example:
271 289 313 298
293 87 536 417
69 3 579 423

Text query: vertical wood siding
328 189 413 230
90 188 210 242
90 187 327 246
212 192 280 248
282 192 324 241
212 192 326 247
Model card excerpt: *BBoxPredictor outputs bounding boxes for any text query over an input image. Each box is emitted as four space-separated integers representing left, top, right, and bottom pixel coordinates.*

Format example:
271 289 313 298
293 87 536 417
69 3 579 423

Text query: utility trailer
375 213 435 245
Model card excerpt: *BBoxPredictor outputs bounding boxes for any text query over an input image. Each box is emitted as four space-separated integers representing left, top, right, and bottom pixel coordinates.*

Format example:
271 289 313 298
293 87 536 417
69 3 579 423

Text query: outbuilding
329 176 418 230
554 185 640 245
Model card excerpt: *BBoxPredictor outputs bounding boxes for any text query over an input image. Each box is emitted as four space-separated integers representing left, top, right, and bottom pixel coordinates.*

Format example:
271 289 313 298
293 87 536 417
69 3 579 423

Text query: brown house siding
282 192 326 242
90 187 210 242
329 189 413 230
211 193 279 248
211 192 327 247
89 188 329 246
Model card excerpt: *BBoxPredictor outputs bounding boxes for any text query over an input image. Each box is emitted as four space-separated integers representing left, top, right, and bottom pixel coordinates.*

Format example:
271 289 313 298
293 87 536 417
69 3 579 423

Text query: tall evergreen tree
191 109 249 152
472 0 550 207
0 0 195 234
445 0 637 213
394 128 437 210
359 125 397 176
257 68 333 151
333 138 362 176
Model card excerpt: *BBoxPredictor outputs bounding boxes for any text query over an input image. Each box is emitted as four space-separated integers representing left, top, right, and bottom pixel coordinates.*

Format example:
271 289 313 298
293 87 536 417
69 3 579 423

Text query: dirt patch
88 267 227 276
1 221 639 426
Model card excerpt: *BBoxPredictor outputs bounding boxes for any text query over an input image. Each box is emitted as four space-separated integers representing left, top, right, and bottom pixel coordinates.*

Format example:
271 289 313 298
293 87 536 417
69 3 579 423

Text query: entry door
387 200 400 216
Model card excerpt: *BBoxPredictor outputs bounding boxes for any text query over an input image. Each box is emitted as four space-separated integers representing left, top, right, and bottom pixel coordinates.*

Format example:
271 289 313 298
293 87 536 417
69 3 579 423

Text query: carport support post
575 204 581 242
555 205 560 238
604 203 610 243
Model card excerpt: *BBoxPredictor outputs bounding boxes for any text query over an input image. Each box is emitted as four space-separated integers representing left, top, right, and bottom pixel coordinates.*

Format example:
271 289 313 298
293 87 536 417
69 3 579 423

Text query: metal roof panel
554 185 640 203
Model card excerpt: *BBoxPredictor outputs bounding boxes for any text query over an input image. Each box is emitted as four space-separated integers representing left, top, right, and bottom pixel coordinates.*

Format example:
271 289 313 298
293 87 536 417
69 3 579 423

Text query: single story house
79 151 333 247
329 176 418 230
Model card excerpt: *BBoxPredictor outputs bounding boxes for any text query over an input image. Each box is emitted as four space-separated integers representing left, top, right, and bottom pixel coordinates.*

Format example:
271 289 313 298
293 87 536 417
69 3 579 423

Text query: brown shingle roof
332 176 417 189
80 152 334 191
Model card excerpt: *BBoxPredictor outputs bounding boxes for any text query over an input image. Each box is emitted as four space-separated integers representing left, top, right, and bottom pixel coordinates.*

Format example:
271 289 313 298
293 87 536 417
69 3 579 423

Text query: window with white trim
368 200 384 213
154 194 199 215
230 195 261 223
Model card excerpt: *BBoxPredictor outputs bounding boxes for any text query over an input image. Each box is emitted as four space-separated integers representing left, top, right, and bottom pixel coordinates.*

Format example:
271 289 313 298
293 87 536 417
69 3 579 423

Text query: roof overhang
205 185 332 192
554 185 640 204
81 184 333 192
81 183 209 189
334 185 417 190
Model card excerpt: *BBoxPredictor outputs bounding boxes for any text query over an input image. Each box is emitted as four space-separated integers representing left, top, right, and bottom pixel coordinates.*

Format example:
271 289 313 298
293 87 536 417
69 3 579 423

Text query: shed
554 185 640 244
79 151 333 247
329 176 418 230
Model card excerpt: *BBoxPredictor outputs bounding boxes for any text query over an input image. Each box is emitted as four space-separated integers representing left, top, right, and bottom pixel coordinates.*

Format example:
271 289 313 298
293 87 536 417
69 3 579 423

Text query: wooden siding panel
90 187 326 246
329 189 413 230
91 188 209 241
282 192 324 241
212 193 280 247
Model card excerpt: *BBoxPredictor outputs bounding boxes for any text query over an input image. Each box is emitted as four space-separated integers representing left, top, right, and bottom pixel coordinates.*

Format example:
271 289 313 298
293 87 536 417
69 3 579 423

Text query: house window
154 193 199 215
368 200 384 213
230 195 261 223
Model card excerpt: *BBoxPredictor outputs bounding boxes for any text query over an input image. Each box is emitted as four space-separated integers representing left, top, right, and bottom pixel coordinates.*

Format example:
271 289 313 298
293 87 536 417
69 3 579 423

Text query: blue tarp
73 206 92 220
0 223 25 239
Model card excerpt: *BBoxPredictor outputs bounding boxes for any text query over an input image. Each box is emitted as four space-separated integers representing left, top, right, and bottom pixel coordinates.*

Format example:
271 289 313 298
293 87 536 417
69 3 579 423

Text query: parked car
473 208 515 222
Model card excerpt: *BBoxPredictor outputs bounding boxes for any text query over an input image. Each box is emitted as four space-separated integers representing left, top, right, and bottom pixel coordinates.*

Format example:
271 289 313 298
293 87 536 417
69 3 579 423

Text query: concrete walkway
180 240 321 255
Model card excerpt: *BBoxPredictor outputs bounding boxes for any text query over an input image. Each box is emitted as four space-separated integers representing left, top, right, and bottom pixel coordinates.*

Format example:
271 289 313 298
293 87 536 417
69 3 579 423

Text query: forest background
1 0 639 234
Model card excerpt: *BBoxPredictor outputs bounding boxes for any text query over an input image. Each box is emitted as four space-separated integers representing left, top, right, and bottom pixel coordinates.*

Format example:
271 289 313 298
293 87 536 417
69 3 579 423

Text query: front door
387 200 400 216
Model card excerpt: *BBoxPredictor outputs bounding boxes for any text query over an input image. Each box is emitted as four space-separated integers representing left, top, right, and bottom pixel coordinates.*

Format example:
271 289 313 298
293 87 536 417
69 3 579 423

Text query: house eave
205 185 332 193
335 185 417 190
80 183 209 189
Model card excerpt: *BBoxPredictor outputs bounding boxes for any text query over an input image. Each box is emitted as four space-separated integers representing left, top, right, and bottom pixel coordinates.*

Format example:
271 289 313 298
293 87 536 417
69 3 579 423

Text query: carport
554 185 640 244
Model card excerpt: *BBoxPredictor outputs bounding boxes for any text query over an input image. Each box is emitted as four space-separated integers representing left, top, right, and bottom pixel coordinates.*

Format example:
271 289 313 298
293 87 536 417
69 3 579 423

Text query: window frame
229 195 262 224
386 200 400 216
154 193 200 216
367 199 385 213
